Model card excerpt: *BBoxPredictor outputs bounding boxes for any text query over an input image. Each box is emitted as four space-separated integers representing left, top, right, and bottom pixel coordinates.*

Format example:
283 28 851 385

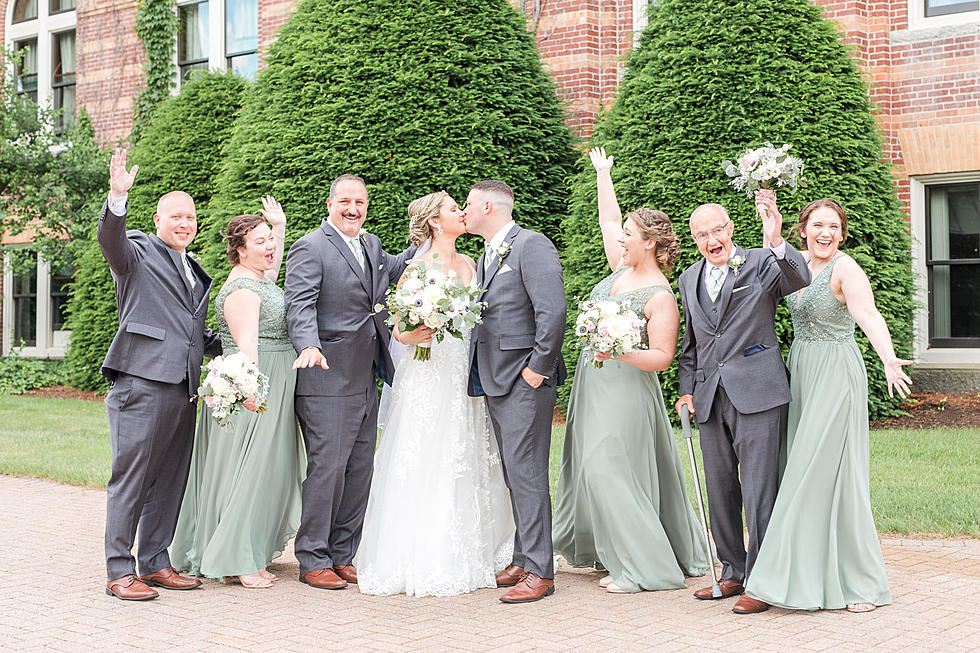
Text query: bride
355 190 515 597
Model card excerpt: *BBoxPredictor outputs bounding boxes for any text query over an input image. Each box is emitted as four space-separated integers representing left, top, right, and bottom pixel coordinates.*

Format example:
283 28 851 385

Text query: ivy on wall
132 0 178 141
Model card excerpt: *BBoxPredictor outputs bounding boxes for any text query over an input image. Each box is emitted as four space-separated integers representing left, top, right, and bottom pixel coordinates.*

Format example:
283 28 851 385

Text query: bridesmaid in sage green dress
171 199 305 589
745 197 912 613
552 148 707 594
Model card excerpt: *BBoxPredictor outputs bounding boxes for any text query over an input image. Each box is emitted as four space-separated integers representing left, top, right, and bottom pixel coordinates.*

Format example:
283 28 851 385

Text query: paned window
225 0 258 80
11 257 38 348
12 0 38 23
925 182 980 347
49 0 75 15
924 0 980 16
178 1 210 81
14 39 39 102
52 30 76 131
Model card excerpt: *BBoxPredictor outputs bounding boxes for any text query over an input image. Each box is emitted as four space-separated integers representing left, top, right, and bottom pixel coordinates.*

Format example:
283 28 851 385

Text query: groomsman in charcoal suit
285 174 416 590
675 191 810 614
464 180 566 604
100 148 221 600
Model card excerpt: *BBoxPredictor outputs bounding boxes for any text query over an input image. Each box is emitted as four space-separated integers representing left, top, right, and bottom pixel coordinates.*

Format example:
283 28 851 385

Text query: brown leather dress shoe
733 594 770 614
332 565 358 584
106 574 159 601
693 579 744 600
495 565 525 588
300 568 347 590
499 572 555 604
140 567 202 590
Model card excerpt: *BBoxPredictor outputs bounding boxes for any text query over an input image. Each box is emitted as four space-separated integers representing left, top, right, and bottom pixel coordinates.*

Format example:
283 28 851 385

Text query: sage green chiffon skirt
552 354 708 593
746 339 891 610
171 343 305 579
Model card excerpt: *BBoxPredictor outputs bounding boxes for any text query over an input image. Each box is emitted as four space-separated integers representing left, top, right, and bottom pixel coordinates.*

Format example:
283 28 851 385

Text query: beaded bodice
787 256 854 343
215 276 290 352
590 267 672 349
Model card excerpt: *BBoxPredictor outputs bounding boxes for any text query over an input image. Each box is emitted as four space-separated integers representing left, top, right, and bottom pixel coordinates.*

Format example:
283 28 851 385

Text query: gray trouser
104 373 196 581
697 385 783 584
293 386 378 574
486 379 557 580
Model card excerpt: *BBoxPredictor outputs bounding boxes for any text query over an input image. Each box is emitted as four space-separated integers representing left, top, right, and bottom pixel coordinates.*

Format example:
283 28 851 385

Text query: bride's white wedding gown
355 303 515 597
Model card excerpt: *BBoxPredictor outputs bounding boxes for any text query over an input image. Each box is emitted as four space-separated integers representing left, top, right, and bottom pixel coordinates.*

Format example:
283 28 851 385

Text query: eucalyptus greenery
560 0 913 419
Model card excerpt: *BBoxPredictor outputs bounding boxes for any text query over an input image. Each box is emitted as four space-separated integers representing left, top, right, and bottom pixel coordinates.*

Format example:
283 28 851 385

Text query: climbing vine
132 0 178 141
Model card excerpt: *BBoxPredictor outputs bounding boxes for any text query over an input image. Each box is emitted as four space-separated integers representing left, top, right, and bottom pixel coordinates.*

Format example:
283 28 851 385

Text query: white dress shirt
484 220 516 269
326 218 366 270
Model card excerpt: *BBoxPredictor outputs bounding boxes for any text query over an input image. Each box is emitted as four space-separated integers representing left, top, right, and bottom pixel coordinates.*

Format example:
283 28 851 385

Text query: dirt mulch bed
22 385 105 402
870 392 980 430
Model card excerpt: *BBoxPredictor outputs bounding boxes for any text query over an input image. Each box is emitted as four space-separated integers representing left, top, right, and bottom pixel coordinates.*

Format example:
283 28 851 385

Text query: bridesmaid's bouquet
574 299 646 368
198 352 269 427
378 258 485 361
722 142 806 198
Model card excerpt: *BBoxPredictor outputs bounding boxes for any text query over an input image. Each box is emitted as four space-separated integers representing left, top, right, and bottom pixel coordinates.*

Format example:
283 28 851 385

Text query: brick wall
257 0 296 66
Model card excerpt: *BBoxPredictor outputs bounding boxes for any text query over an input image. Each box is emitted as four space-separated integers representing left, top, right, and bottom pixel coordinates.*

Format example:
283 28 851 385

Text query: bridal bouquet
379 259 485 361
574 299 647 368
198 352 269 427
722 142 806 198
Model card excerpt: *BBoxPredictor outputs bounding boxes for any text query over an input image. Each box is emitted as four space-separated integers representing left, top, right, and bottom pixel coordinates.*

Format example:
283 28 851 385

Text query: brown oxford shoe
733 594 770 614
694 579 744 600
300 568 347 590
140 567 202 590
332 565 358 584
495 565 525 588
106 574 159 601
499 572 555 604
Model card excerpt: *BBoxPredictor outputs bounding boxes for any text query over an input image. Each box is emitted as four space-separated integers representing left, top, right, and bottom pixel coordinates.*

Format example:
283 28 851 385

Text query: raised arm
521 234 567 385
590 147 626 272
836 256 912 398
755 190 811 296
283 237 328 370
98 147 140 275
259 195 286 281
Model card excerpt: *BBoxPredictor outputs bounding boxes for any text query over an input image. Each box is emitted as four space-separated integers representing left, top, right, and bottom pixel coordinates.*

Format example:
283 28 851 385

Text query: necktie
181 252 197 289
708 265 724 302
349 237 365 272
483 243 495 271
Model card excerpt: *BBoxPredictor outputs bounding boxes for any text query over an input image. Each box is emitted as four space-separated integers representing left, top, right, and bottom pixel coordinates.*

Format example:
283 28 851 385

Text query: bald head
689 203 729 227
154 191 197 253
156 191 195 218
689 203 734 267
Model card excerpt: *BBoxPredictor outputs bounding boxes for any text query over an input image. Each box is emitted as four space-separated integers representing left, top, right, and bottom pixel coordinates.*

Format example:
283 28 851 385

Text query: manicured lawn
1 395 977 536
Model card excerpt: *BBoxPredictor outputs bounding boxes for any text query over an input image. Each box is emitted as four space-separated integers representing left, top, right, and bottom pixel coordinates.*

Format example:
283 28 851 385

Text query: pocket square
743 343 768 356
732 285 749 294
499 264 513 274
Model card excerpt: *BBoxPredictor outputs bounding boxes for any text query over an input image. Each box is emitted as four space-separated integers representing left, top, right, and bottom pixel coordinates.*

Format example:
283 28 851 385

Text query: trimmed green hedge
560 0 913 419
64 72 248 390
198 0 576 289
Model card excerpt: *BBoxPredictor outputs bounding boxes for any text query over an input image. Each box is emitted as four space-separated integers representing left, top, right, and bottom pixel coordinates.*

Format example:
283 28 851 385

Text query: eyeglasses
691 222 730 243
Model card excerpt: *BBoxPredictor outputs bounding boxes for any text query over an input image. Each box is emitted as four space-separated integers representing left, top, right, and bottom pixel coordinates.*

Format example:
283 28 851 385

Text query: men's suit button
718 361 724 367
715 333 721 338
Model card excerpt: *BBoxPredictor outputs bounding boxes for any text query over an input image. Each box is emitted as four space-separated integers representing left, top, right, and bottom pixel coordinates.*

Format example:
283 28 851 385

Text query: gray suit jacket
284 220 415 397
677 243 810 422
468 224 567 397
98 200 221 398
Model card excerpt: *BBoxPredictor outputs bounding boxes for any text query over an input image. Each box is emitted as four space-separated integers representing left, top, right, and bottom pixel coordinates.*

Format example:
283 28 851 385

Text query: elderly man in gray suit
284 174 416 590
675 191 810 615
464 180 566 604
99 148 221 601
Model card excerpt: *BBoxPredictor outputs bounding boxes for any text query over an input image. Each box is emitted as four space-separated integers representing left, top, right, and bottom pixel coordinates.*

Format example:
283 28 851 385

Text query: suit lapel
685 259 712 326
159 238 194 307
482 224 520 291
714 245 745 322
322 222 371 295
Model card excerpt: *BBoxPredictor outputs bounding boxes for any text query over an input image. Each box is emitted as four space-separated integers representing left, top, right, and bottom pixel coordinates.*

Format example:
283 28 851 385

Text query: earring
436 225 444 236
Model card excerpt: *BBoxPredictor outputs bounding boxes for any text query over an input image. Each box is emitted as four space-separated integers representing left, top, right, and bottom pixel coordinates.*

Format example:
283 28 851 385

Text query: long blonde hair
407 190 448 246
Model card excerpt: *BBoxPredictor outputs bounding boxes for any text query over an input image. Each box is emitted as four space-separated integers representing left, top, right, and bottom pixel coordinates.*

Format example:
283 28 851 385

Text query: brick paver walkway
1 475 977 652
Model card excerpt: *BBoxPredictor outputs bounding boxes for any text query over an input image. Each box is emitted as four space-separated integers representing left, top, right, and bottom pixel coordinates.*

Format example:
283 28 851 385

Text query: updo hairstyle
626 208 681 272
407 190 448 247
224 214 267 265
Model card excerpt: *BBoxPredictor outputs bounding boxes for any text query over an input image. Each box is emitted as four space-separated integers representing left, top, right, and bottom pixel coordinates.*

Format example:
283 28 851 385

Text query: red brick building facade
3 0 979 386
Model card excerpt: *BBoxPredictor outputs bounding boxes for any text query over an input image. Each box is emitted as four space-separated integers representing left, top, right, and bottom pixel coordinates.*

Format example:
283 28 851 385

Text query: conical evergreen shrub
65 72 248 390
199 0 576 287
561 0 913 418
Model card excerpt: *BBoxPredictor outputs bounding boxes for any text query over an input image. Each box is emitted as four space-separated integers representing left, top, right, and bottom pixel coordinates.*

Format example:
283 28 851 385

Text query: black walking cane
680 403 722 598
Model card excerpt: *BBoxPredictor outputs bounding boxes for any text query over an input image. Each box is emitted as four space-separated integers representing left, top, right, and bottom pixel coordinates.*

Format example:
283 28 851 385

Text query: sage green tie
708 265 724 302
349 237 365 272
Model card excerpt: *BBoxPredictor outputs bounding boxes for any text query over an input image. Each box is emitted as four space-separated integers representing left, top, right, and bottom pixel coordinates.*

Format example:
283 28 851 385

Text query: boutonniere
728 255 745 277
493 242 512 267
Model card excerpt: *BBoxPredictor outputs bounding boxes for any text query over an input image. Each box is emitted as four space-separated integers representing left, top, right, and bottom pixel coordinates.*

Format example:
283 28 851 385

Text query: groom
464 180 566 604
675 195 809 614
285 174 416 590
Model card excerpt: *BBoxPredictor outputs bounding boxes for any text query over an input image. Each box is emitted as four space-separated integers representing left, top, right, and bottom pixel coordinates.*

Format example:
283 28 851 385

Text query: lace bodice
589 266 672 349
787 257 854 343
215 276 290 352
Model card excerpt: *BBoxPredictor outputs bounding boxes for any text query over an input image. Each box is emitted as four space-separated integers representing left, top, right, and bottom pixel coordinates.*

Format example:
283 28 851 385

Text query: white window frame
907 0 980 31
2 251 70 358
4 0 76 111
909 171 980 368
